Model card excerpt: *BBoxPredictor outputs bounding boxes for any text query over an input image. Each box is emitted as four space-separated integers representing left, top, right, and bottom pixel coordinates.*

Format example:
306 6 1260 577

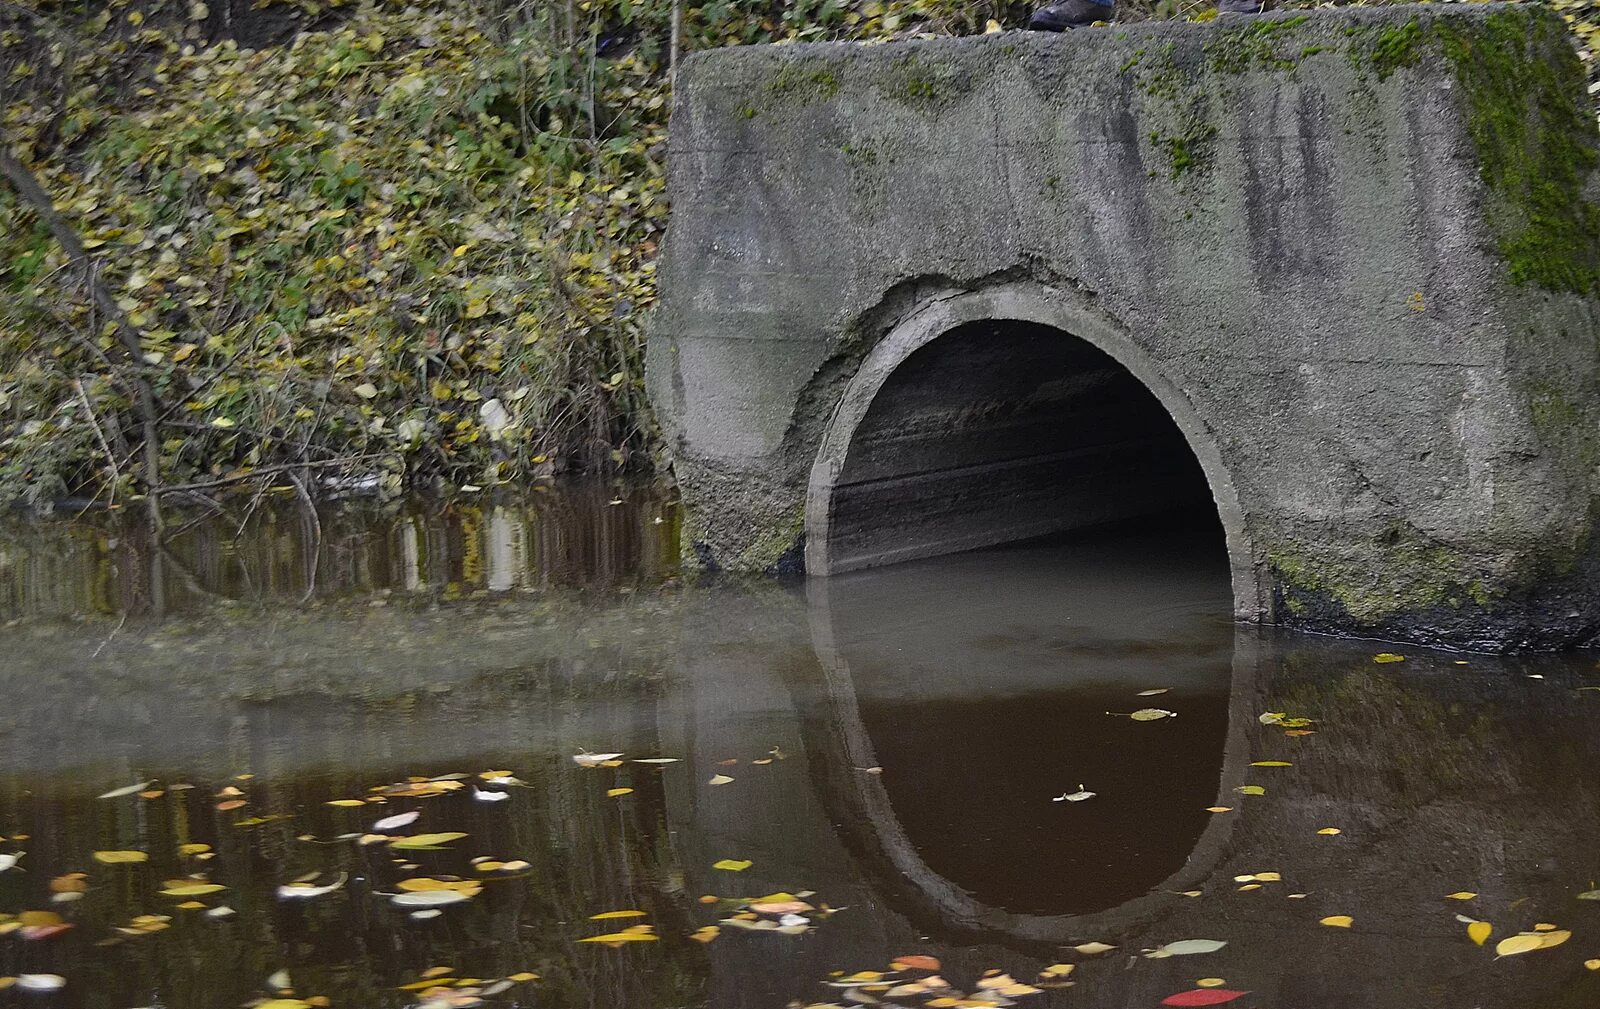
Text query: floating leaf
606 788 634 798
15 975 66 992
325 799 366 808
1234 785 1265 796
1320 915 1353 928
1317 827 1341 835
1468 921 1492 946
1538 929 1572 949
98 781 154 800
1137 688 1170 696
475 788 511 802
1446 891 1478 900
372 811 420 832
891 955 942 972
708 774 734 786
1130 708 1177 721
1205 806 1233 813
691 925 720 942
389 832 468 850
712 859 752 872
1151 939 1227 957
1073 941 1116 955
162 882 226 897
579 927 658 944
590 910 648 920
1250 761 1292 767
392 890 473 908
1578 890 1600 900
277 873 347 900
1196 978 1226 988
1373 652 1406 663
94 850 148 864
573 753 624 768
1054 785 1096 802
1495 933 1545 957
632 758 679 764
1162 989 1250 1006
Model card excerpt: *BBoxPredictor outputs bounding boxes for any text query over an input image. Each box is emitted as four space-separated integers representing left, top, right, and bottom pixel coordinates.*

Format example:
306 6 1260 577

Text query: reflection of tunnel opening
826 319 1224 572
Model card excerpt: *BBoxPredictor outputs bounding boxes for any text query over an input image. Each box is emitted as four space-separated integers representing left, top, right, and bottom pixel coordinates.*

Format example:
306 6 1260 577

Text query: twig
156 455 388 495
286 469 321 604
73 378 119 506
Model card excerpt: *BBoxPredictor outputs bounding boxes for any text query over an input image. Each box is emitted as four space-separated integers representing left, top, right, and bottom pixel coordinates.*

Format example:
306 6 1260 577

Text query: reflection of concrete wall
659 578 1600 1006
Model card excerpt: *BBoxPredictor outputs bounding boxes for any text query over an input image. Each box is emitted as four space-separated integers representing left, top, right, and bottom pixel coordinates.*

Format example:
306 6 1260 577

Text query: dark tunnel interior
825 319 1224 571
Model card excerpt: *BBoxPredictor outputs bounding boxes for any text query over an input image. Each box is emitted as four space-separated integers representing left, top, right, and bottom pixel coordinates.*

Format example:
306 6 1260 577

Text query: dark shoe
1216 0 1266 12
1028 0 1114 30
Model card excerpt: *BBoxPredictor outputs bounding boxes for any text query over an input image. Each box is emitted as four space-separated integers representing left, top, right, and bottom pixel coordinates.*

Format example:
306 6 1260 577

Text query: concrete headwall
647 4 1600 649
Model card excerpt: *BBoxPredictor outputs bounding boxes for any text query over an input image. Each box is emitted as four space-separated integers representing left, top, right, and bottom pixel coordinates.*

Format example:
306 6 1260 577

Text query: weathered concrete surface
647 4 1600 650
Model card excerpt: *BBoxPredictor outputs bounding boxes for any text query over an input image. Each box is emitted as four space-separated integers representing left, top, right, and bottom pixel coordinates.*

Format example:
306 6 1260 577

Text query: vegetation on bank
0 0 1596 512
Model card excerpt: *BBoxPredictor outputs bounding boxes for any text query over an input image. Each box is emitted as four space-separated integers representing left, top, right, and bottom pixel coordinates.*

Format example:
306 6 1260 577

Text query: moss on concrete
884 53 963 106
768 62 842 103
1205 15 1309 74
1437 10 1600 295
1270 525 1489 626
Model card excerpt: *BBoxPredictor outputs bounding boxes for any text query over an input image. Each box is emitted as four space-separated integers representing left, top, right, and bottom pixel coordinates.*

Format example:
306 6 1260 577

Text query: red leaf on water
891 955 941 972
1162 990 1250 1007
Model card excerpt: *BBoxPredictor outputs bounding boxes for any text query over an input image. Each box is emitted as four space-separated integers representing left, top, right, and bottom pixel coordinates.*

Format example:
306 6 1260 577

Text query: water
0 487 1598 1009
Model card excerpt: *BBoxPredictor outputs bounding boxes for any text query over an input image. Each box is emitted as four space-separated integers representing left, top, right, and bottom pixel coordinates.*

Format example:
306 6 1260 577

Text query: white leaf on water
372 810 420 832
1053 785 1096 802
0 852 23 872
392 890 472 907
98 781 153 799
276 873 347 900
1149 939 1228 957
16 975 66 992
410 909 443 920
474 788 510 802
573 752 623 767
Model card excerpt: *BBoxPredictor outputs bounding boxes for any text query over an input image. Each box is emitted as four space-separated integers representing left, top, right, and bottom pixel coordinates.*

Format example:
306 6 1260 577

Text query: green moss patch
1438 11 1600 295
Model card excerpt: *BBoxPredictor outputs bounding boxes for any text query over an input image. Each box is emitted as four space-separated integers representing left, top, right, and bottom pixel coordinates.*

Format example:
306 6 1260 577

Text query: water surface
0 490 1597 1009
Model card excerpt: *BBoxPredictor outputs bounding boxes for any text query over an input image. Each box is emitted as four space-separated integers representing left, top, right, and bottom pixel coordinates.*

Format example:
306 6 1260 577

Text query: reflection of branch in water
286 470 322 605
88 612 126 660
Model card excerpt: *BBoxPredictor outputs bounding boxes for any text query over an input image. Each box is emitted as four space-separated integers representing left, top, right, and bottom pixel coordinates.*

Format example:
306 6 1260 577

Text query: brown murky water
0 486 1598 1009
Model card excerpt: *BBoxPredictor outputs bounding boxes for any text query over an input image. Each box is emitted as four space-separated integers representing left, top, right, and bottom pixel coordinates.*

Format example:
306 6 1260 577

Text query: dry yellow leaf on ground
1320 915 1353 928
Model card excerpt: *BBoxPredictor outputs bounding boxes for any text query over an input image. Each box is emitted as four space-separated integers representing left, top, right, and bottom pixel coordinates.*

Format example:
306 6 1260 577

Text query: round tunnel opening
824 318 1226 570
810 316 1240 919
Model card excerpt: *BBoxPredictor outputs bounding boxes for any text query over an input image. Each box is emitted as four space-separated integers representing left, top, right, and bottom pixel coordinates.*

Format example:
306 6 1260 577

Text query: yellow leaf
1373 652 1406 663
1317 828 1341 835
1584 959 1600 970
1205 806 1233 813
1538 929 1571 949
507 972 540 981
691 925 720 942
578 930 658 944
1468 921 1492 946
1250 760 1292 767
93 850 148 864
1320 915 1353 928
1197 978 1226 988
606 788 634 798
1235 785 1265 796
589 910 648 920
389 832 468 849
325 799 365 807
1495 933 1545 957
712 859 752 872
162 882 226 897
1446 891 1478 900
